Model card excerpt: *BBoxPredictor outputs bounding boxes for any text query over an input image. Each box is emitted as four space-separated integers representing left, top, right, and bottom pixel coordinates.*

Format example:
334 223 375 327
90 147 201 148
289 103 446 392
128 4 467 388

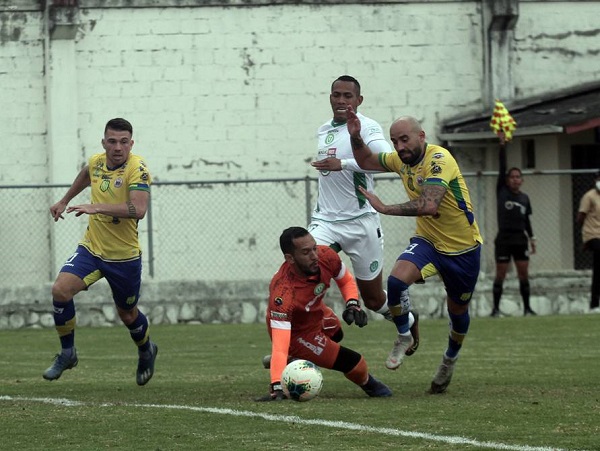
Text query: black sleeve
524 214 534 239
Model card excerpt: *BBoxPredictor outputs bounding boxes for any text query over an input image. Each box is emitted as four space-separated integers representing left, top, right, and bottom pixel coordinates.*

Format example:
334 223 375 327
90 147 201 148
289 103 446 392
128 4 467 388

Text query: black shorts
495 233 529 262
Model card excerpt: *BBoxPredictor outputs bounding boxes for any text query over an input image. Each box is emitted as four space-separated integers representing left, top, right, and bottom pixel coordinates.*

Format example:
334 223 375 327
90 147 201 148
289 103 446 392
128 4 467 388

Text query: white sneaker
385 334 414 370
429 354 458 394
588 307 600 314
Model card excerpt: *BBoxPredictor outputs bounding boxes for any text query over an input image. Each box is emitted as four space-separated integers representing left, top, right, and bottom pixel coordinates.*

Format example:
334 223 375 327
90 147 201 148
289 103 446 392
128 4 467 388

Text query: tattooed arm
66 190 149 220
358 184 445 217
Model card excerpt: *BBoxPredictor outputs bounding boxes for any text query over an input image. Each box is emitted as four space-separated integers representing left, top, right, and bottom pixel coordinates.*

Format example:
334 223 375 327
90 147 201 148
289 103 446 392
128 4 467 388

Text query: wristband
340 159 348 170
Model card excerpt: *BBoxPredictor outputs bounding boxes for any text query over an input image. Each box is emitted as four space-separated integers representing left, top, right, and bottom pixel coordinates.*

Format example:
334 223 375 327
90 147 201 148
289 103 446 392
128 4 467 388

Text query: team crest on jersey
314 283 325 295
431 163 442 175
369 261 379 273
325 132 335 145
100 179 110 192
114 177 123 188
274 297 283 306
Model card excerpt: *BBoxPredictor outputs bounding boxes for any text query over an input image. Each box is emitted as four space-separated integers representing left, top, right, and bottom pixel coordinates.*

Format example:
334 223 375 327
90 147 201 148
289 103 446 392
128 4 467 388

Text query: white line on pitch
0 396 579 451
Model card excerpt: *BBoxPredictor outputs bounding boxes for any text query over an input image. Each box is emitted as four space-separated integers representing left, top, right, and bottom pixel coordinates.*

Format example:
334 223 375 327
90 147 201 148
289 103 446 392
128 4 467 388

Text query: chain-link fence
1 170 596 287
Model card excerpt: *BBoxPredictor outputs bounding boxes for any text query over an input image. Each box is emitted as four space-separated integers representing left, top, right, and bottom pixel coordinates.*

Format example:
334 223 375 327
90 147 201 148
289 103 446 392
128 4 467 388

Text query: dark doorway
571 144 600 269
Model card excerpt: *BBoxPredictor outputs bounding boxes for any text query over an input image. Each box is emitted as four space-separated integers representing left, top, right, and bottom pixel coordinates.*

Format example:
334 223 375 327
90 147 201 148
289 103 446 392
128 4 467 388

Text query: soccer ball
281 359 323 402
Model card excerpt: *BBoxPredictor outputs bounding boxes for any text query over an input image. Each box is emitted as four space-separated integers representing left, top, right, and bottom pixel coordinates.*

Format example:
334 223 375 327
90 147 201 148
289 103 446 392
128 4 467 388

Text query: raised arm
497 135 507 193
346 106 386 171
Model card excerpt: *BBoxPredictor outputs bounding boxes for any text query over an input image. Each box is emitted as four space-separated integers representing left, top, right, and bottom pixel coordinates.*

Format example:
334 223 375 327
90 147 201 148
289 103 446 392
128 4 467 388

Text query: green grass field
1 314 599 450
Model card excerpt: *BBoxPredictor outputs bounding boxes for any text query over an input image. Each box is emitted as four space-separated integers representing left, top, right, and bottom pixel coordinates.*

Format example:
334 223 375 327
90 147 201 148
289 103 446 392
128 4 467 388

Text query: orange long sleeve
335 264 359 302
270 326 291 384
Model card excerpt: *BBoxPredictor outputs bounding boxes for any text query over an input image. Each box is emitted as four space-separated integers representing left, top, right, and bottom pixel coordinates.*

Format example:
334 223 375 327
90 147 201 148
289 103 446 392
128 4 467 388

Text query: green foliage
1 315 599 450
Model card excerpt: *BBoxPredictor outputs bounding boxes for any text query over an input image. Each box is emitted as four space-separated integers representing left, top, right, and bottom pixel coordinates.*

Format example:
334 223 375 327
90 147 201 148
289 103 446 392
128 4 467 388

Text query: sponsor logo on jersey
431 163 442 175
270 311 287 320
432 152 444 159
297 337 324 355
367 126 381 136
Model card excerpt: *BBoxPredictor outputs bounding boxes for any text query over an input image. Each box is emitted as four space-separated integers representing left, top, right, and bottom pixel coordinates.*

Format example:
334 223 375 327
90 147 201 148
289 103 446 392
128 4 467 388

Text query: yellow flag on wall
489 99 517 141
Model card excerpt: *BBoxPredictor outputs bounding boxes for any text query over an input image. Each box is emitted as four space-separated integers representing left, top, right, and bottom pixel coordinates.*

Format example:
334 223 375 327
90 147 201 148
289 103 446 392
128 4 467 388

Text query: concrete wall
1 0 599 325
0 272 595 330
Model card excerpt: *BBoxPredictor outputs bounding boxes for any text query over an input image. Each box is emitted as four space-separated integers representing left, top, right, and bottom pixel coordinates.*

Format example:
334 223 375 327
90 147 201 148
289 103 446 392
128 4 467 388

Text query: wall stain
176 158 242 170
0 13 26 44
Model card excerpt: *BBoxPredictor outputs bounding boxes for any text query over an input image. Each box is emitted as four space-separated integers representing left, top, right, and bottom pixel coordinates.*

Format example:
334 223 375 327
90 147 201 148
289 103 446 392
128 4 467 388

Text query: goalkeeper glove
342 299 368 327
255 382 288 402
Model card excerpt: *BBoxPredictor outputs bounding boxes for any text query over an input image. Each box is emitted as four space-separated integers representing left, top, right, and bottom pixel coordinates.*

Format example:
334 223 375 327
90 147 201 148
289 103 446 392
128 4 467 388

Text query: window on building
522 139 536 169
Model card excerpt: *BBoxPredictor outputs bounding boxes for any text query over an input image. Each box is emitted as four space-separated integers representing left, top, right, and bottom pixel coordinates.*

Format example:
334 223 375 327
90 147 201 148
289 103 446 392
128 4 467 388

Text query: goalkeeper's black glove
342 299 368 327
255 382 288 402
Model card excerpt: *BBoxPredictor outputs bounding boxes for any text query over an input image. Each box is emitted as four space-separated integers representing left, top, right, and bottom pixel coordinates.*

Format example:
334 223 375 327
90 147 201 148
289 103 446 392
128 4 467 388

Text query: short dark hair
105 118 133 135
507 167 522 177
332 75 361 96
279 226 310 254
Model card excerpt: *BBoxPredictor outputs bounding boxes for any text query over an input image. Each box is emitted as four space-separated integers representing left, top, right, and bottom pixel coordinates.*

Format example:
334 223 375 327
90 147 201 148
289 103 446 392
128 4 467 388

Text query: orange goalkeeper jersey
267 245 343 337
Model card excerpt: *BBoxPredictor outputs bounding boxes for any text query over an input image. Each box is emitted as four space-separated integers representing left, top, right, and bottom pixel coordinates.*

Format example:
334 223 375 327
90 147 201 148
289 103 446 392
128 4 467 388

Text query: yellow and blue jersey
379 143 482 254
79 152 151 261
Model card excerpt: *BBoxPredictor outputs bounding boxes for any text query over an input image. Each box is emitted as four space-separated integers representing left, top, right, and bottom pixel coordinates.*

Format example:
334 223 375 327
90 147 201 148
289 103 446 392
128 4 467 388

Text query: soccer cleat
405 311 420 356
490 309 500 318
361 375 393 397
385 334 414 370
43 350 79 381
524 308 537 316
136 342 158 386
429 354 458 394
262 354 296 369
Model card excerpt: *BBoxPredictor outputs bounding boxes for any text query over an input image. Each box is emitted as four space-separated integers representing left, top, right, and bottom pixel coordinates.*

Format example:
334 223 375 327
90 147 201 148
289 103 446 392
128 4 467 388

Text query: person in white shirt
310 75 418 355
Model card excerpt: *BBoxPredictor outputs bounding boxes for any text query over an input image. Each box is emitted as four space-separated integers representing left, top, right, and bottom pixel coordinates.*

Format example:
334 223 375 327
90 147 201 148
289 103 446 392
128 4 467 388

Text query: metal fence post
146 194 154 278
304 176 312 226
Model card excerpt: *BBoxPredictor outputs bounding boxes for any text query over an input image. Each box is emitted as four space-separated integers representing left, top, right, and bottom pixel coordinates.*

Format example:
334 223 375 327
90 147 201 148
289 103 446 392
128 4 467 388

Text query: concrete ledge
0 271 594 330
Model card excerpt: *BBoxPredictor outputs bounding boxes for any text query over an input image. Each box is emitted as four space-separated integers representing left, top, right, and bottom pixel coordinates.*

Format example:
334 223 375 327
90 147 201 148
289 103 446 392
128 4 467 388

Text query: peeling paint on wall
0 13 26 44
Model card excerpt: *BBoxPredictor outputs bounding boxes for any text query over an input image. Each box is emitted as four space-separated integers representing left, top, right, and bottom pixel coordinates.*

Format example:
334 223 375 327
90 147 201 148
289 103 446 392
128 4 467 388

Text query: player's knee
51 280 78 301
331 328 344 343
332 346 362 374
117 306 138 325
361 294 385 311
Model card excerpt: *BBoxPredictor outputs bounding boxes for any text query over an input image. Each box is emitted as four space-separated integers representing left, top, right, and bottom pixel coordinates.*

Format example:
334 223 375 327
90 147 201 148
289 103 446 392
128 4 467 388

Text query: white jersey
312 112 391 222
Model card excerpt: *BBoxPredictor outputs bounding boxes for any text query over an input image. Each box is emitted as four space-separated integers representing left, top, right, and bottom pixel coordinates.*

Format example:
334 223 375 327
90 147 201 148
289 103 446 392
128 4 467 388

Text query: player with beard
257 226 392 401
346 109 482 394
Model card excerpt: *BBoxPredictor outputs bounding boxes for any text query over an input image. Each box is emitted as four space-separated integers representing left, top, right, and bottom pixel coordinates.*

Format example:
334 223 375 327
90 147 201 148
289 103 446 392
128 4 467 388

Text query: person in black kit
491 134 537 317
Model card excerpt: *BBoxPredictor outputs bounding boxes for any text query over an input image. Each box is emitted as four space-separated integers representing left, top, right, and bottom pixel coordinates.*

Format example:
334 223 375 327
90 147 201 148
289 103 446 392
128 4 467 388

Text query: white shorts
308 214 384 281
